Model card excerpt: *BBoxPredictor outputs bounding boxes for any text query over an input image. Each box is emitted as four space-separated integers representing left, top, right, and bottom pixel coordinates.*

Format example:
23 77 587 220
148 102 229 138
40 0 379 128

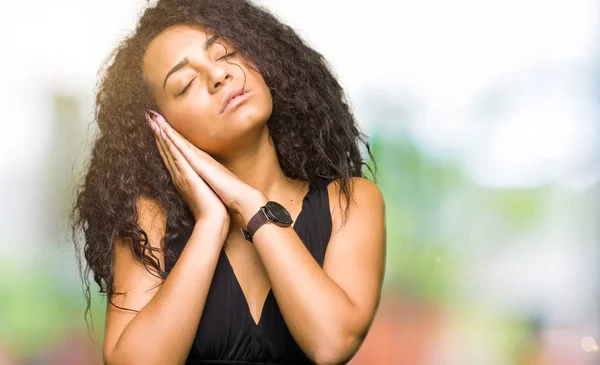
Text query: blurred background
1 0 598 364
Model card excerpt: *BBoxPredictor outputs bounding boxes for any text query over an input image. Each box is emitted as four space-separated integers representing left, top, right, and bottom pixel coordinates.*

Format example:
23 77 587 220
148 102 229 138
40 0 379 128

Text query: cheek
164 101 218 144
247 72 273 117
257 89 273 120
256 75 273 114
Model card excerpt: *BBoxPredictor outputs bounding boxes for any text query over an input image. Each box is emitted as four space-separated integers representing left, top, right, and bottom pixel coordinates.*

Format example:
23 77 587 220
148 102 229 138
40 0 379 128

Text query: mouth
221 88 251 114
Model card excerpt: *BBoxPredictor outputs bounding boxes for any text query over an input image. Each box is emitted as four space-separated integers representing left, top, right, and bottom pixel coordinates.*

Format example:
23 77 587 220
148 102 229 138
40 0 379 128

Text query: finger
147 111 181 181
155 134 179 179
152 122 179 175
162 123 196 151
150 112 201 159
158 125 199 179
163 127 205 170
163 133 199 180
154 114 231 193
147 111 185 171
161 133 217 200
163 126 217 181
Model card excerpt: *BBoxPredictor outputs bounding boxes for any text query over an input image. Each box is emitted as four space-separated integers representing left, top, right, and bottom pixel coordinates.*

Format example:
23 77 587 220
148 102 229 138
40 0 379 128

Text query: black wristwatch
240 201 293 242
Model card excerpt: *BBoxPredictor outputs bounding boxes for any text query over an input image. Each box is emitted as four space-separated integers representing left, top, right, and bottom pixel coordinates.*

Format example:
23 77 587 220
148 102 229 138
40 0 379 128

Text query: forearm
106 222 225 365
240 196 359 363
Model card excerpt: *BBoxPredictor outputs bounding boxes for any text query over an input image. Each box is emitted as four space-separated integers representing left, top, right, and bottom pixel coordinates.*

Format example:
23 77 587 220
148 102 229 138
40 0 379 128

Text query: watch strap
241 207 270 242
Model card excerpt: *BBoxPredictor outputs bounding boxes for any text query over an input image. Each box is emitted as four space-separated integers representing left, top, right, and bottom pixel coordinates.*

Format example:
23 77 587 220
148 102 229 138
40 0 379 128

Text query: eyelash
177 52 237 96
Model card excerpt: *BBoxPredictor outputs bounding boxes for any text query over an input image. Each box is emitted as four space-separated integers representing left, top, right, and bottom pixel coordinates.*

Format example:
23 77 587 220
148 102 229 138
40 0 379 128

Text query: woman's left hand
149 110 265 214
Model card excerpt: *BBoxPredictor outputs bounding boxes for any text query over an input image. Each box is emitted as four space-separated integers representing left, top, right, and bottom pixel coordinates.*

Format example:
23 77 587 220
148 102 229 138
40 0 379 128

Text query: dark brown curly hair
69 0 377 331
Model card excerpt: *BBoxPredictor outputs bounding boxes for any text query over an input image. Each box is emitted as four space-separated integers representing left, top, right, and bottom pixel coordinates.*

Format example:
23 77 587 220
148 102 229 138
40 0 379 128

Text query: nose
207 64 232 94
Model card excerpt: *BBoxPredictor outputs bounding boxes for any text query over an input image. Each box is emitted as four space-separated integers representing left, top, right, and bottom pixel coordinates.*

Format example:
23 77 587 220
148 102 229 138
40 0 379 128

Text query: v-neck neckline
223 179 315 327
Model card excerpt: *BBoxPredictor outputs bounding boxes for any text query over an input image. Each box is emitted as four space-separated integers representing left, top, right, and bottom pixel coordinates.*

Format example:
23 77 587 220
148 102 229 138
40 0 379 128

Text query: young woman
70 0 386 364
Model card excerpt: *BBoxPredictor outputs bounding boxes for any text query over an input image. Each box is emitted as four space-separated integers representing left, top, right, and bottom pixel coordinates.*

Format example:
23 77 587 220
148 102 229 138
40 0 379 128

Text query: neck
216 128 306 230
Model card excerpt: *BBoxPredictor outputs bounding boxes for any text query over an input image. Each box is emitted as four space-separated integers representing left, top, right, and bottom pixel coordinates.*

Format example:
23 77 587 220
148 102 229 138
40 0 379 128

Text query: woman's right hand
145 110 230 239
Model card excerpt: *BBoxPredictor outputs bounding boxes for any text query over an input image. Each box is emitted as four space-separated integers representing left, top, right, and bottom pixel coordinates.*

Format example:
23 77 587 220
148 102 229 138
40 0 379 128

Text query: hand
145 110 230 234
148 110 266 216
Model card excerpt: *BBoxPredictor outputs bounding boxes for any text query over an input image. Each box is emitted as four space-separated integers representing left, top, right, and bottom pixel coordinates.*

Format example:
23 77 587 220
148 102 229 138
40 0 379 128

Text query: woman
70 0 386 364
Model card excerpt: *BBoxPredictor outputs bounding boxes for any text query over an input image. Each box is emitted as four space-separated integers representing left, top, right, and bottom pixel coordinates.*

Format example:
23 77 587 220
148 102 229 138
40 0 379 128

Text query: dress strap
293 176 334 267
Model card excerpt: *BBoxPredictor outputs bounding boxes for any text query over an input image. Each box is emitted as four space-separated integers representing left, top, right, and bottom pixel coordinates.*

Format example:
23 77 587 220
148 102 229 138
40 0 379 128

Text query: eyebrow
162 34 220 90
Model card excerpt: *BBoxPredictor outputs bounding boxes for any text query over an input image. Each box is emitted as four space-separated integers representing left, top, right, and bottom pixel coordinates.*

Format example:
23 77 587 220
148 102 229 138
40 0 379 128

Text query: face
142 25 273 155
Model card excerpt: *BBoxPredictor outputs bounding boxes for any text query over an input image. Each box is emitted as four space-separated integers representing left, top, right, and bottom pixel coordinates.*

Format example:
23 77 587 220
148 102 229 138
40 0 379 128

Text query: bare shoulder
104 195 168 355
321 176 386 339
112 195 167 293
326 176 385 234
133 195 168 247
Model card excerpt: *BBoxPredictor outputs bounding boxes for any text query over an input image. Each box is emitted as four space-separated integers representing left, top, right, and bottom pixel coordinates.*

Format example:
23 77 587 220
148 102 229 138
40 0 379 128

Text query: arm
103 197 227 365
151 121 386 363
241 177 387 365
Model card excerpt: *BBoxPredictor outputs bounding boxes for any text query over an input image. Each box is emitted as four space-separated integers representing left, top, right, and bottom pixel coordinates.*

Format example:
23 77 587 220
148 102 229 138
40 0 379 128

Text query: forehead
143 25 217 85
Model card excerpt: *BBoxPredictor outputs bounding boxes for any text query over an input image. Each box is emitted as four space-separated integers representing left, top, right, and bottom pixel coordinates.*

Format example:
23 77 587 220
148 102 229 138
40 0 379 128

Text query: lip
221 88 251 114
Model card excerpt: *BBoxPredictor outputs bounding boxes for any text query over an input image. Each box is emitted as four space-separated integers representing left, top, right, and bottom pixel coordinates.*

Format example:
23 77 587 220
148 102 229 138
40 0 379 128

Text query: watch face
265 201 293 225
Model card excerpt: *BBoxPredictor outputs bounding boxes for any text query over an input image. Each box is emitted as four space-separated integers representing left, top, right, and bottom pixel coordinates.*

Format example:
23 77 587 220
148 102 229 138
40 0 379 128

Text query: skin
143 25 275 163
104 24 386 365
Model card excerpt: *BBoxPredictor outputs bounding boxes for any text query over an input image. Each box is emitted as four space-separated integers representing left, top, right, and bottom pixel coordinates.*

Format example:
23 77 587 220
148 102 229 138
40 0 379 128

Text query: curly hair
69 0 377 331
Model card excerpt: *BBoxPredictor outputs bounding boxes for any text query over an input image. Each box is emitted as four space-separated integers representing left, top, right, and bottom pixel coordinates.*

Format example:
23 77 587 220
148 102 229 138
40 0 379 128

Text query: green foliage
368 128 546 305
0 259 106 356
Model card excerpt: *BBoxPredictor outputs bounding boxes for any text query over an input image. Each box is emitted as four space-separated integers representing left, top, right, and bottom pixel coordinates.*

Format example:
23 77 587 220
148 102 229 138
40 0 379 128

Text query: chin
228 111 270 138
228 98 272 129
200 108 270 155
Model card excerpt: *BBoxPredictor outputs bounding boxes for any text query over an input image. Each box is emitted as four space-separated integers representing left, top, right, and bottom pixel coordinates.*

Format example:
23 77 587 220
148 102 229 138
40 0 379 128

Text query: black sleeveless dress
166 177 334 364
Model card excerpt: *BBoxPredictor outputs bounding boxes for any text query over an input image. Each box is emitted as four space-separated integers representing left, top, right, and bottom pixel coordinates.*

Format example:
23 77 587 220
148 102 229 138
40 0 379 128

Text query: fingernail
148 109 165 124
144 111 156 132
144 111 154 129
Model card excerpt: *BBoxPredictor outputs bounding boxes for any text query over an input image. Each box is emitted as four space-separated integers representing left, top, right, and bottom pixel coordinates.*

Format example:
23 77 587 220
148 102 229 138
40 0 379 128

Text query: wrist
194 215 230 238
238 191 269 227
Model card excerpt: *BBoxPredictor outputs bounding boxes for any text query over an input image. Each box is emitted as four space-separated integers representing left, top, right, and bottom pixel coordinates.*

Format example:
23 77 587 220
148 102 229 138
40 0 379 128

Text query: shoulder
111 195 167 297
327 176 384 207
104 196 168 361
326 177 385 234
113 195 167 269
135 195 167 231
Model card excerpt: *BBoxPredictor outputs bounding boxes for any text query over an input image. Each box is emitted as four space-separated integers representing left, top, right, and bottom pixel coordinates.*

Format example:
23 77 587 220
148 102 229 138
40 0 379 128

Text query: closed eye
218 51 237 60
177 77 196 96
177 52 237 96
